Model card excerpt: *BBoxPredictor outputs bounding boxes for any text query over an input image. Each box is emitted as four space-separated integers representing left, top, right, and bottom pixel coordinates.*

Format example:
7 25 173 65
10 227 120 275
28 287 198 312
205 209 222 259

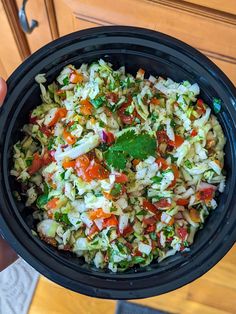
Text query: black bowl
0 26 235 299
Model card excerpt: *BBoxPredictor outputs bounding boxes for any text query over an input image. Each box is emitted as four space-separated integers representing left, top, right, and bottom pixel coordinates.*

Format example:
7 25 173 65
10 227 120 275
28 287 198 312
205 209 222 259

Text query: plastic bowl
0 26 235 299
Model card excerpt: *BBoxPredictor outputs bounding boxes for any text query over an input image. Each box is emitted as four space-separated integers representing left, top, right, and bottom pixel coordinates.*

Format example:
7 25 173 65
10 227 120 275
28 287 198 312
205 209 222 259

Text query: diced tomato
69 71 83 84
122 224 133 236
168 135 184 148
143 199 157 214
49 150 56 161
63 129 76 145
196 99 206 115
156 157 169 170
42 150 54 166
47 108 67 127
118 98 136 125
157 130 184 148
174 135 184 148
40 126 51 137
103 131 115 145
189 208 201 223
76 154 90 169
107 92 118 103
133 250 142 257
146 224 156 233
143 216 156 225
80 99 93 115
178 227 188 240
88 224 99 237
176 198 189 206
62 159 76 169
190 129 198 137
156 130 169 143
115 173 128 183
89 208 111 220
28 152 43 175
154 199 171 209
103 191 113 200
150 97 160 105
198 188 215 201
85 160 110 181
46 198 59 210
168 164 179 188
103 215 118 228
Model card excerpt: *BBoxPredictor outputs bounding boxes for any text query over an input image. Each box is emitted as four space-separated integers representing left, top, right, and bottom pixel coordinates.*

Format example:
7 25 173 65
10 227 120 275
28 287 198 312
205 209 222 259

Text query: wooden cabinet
0 0 236 84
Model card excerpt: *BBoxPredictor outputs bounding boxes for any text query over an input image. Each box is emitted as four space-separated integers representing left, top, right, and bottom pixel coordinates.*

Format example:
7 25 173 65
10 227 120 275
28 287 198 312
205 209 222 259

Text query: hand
0 77 18 271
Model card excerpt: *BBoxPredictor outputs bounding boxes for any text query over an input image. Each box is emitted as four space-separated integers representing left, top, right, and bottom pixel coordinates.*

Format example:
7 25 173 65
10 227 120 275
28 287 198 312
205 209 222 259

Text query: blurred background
0 1 235 313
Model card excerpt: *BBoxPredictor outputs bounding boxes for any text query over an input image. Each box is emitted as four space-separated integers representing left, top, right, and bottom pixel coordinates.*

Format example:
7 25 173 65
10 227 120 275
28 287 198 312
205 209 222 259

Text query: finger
0 237 18 272
0 77 7 107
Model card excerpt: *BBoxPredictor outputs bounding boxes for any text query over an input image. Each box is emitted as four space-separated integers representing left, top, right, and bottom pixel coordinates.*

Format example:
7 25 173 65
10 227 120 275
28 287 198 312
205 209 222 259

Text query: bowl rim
0 25 236 299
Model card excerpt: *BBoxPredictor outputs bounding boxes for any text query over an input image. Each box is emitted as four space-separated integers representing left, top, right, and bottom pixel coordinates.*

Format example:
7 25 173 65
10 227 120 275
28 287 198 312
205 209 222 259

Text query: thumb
0 77 7 106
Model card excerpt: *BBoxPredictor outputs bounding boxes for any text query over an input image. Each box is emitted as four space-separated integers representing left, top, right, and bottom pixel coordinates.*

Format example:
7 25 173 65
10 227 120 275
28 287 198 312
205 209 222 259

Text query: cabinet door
0 1 23 78
52 0 236 84
15 0 56 53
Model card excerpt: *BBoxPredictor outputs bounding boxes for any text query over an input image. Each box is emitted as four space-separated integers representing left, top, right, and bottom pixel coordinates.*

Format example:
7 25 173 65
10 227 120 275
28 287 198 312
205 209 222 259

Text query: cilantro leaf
63 76 69 86
90 96 106 109
110 183 122 196
112 130 156 159
103 150 127 170
103 130 156 170
36 194 49 208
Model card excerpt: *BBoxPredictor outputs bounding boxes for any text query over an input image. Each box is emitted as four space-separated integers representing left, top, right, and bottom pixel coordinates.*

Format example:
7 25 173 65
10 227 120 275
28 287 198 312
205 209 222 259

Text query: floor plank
29 245 236 314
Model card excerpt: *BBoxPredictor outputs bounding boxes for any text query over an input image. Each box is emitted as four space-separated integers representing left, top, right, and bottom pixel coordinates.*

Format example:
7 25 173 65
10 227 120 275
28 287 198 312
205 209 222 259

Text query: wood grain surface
29 245 236 314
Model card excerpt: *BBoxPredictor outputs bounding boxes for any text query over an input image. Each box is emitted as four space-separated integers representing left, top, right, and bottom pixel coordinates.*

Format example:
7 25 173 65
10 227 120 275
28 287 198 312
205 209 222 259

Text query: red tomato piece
156 157 169 170
176 198 189 206
63 129 76 145
122 224 133 236
196 99 206 115
156 130 169 143
118 99 136 125
143 216 157 225
42 150 54 166
106 92 118 103
142 199 157 214
85 160 110 181
80 99 93 116
47 108 67 127
190 129 198 137
154 199 171 209
102 131 115 145
146 224 156 233
46 197 59 210
69 72 83 84
40 126 51 137
62 159 76 169
178 227 188 240
89 208 111 220
198 188 215 201
28 152 43 175
115 173 128 183
103 215 118 228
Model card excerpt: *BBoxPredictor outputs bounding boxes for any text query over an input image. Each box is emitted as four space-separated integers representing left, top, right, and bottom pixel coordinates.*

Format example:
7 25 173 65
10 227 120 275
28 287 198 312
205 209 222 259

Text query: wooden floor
29 245 236 314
